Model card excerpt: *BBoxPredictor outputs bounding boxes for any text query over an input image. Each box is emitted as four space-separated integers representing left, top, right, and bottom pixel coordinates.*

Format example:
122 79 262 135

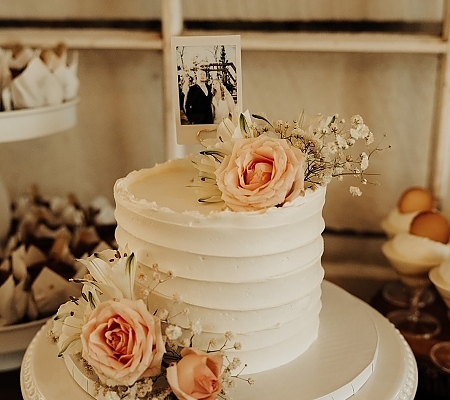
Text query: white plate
0 98 79 143
0 317 49 372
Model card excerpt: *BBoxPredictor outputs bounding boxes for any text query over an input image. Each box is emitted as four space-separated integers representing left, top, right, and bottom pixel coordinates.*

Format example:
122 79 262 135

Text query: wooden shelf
0 28 162 50
0 28 447 54
184 30 448 54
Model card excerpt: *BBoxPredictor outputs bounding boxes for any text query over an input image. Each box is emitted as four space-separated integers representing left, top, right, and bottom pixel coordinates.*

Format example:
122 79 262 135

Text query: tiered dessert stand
0 98 79 372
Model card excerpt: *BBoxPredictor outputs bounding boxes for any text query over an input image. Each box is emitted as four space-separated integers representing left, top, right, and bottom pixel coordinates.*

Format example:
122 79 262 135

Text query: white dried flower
322 171 333 185
152 272 160 282
158 309 169 320
190 320 202 335
349 186 362 196
136 272 147 284
226 380 236 389
351 115 364 126
166 325 183 341
326 141 338 155
366 131 375 145
172 293 183 303
229 357 241 370
360 152 369 171
221 369 231 380
335 134 347 149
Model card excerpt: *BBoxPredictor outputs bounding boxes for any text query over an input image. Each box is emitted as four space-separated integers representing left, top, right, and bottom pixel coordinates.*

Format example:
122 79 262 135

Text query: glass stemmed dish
429 265 450 372
380 186 437 309
382 240 441 339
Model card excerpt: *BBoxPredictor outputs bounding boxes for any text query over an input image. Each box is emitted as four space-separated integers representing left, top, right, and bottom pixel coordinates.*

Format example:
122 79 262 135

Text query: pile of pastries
0 186 116 326
0 43 79 111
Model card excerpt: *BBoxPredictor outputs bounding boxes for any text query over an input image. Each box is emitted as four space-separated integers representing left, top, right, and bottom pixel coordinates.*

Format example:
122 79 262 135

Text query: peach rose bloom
215 135 305 211
80 298 165 387
166 348 223 400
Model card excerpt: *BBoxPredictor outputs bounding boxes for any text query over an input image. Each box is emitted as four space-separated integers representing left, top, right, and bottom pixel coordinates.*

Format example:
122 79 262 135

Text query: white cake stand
0 99 79 371
0 98 79 143
20 281 418 400
0 317 49 372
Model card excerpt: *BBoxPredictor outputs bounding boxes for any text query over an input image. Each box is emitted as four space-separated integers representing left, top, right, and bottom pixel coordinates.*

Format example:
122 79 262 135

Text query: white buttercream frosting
382 208 419 237
439 258 450 285
114 156 326 374
392 233 450 265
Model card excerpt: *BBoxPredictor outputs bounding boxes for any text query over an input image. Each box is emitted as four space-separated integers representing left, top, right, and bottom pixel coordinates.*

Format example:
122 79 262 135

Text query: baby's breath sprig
219 357 254 400
250 111 385 195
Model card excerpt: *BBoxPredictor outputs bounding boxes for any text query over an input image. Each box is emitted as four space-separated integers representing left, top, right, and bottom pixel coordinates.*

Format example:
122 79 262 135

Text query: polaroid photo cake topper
171 35 242 144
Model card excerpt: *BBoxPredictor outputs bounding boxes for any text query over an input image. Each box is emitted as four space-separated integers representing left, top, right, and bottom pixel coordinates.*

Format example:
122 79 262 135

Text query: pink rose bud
166 347 223 400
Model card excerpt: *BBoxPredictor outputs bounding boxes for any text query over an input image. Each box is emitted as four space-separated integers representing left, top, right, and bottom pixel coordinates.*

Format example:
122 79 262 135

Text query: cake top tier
114 156 326 216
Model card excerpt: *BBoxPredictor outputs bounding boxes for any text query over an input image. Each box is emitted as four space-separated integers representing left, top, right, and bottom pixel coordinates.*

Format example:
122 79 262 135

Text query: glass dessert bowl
429 262 450 373
382 209 450 339
382 239 442 339
380 187 436 308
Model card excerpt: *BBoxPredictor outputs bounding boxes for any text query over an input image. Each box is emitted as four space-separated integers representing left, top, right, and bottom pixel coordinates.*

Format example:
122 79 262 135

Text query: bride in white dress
211 78 235 124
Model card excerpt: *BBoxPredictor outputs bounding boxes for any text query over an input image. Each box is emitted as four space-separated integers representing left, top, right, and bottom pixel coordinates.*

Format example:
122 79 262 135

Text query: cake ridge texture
114 156 326 374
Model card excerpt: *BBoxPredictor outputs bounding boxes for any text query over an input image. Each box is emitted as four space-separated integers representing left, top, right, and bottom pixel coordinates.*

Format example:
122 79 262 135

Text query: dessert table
19 281 417 400
371 285 450 399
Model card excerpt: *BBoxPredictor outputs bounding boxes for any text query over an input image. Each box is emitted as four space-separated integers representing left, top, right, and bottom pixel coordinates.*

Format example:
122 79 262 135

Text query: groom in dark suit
185 68 213 124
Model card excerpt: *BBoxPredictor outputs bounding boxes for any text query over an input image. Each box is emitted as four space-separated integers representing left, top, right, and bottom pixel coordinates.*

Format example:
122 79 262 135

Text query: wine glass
382 241 441 339
429 266 450 372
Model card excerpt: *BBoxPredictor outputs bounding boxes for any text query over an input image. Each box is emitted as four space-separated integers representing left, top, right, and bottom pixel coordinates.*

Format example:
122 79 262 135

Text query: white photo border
171 35 242 145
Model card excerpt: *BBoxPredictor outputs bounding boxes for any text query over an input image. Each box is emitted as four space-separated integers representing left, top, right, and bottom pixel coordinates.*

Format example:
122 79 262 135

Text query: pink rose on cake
215 135 305 211
80 298 165 387
166 347 223 400
194 110 381 209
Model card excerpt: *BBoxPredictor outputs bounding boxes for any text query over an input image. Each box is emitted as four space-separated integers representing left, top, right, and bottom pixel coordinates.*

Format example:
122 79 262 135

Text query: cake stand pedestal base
20 281 417 400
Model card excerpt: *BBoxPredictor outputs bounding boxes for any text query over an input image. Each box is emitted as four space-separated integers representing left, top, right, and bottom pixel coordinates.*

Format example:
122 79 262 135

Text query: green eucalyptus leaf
198 195 223 203
252 113 273 127
125 253 135 299
240 113 250 137
88 291 97 310
200 150 225 163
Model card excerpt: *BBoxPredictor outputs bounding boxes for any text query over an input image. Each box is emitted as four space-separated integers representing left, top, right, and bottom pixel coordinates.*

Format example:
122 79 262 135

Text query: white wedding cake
50 110 377 400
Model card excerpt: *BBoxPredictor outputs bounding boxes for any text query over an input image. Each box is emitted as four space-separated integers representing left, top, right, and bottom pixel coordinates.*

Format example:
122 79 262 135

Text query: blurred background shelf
0 28 447 54
0 29 162 50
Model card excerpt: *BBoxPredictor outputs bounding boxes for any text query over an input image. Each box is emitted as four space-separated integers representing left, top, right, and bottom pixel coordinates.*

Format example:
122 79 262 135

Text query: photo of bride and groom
175 41 240 126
